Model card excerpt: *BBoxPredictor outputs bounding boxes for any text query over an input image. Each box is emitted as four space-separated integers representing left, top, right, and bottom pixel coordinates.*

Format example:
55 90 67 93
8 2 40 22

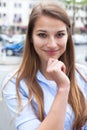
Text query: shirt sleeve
2 75 41 130
75 63 87 99
75 64 87 129
64 104 75 130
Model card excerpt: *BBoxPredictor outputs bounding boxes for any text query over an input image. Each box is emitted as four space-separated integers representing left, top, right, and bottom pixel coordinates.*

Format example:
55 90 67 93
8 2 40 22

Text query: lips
44 49 59 55
44 49 59 52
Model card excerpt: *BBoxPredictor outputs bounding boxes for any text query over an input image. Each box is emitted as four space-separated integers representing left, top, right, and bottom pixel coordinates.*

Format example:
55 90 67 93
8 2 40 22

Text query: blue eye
38 33 47 38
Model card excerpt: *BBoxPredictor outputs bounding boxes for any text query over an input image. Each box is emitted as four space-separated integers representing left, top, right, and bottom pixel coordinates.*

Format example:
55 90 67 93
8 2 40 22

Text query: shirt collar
36 70 58 89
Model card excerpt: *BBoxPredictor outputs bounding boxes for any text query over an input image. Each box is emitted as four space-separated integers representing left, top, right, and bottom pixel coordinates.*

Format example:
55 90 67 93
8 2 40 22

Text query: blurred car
0 36 3 41
9 34 25 43
2 40 24 56
0 34 11 44
72 34 87 45
85 55 87 62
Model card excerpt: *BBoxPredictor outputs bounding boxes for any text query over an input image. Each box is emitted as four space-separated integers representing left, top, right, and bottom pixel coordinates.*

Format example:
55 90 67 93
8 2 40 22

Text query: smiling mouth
44 49 59 52
44 49 59 55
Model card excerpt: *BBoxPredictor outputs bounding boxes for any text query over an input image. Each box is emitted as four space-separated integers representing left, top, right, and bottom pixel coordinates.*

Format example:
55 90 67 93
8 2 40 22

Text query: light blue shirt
3 64 87 130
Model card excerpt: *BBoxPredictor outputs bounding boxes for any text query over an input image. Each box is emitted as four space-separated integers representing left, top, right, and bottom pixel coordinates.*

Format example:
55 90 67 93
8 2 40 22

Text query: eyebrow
58 30 66 33
36 30 47 33
36 29 66 33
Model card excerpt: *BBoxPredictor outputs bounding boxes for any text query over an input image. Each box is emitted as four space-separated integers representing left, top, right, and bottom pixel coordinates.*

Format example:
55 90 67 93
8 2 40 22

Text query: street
0 44 87 130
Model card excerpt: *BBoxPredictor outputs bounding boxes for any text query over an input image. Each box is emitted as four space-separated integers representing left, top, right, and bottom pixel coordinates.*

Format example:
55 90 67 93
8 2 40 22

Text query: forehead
34 15 67 31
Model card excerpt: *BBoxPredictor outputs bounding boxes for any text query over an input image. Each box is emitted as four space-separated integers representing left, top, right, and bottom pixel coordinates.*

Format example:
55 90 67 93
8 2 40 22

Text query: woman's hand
37 58 70 130
46 58 70 91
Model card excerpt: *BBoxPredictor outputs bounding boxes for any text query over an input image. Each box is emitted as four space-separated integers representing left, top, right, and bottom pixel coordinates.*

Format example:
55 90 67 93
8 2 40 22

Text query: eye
56 33 65 38
37 33 47 38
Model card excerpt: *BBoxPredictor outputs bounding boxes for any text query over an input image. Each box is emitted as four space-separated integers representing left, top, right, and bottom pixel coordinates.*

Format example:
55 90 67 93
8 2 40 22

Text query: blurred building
0 0 87 34
65 3 87 33
0 0 62 34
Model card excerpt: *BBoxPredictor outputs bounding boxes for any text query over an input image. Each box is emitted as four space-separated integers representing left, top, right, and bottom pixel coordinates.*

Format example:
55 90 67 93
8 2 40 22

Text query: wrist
58 86 70 95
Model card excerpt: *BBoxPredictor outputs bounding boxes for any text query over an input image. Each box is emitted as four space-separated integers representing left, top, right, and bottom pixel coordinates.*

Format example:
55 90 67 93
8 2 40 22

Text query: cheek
33 40 43 53
64 38 68 46
60 38 67 47
33 39 46 50
33 41 42 50
33 35 42 46
59 38 68 52
32 37 39 49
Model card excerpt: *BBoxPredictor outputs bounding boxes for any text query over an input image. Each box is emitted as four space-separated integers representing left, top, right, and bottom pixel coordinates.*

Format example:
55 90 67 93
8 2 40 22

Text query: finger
58 61 66 74
47 58 57 66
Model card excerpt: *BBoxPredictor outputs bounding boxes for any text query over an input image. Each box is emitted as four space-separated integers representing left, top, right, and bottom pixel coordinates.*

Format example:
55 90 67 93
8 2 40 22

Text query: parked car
72 34 87 45
1 40 24 56
0 36 3 41
85 55 87 62
9 34 26 43
0 34 11 44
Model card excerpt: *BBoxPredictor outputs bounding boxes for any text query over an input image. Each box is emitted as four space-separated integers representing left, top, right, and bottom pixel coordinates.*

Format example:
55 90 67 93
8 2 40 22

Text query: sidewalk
0 53 22 65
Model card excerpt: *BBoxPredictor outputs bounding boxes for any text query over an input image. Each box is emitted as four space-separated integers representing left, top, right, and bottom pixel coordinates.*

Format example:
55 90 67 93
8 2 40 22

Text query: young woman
3 3 87 130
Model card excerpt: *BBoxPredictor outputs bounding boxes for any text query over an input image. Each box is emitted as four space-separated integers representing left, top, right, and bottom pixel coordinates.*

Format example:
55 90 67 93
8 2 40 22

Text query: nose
47 37 57 48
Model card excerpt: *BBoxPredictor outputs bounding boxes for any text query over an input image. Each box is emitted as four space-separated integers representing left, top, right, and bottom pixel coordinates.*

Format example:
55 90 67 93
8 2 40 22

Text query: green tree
62 0 87 34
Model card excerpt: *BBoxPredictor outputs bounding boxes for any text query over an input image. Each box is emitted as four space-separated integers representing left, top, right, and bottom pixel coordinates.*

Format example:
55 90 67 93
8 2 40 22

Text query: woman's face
32 15 68 65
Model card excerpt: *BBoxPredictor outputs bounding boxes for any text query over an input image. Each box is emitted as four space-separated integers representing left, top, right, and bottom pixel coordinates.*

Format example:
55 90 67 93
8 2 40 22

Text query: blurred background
0 0 87 130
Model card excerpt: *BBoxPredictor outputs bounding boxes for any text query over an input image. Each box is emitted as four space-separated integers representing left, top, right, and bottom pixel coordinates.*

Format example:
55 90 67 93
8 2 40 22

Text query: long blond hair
11 3 87 129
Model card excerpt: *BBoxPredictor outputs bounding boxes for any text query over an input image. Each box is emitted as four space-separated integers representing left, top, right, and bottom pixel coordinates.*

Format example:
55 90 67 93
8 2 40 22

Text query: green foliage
63 0 87 5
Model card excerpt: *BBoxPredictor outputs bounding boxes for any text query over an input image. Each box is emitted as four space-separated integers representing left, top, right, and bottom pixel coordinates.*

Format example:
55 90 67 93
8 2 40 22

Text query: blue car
2 41 24 56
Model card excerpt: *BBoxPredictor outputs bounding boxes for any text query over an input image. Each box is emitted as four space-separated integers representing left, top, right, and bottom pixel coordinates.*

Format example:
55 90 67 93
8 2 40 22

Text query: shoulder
2 69 17 88
75 63 87 82
2 70 28 99
75 63 87 99
75 63 87 73
2 70 17 96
